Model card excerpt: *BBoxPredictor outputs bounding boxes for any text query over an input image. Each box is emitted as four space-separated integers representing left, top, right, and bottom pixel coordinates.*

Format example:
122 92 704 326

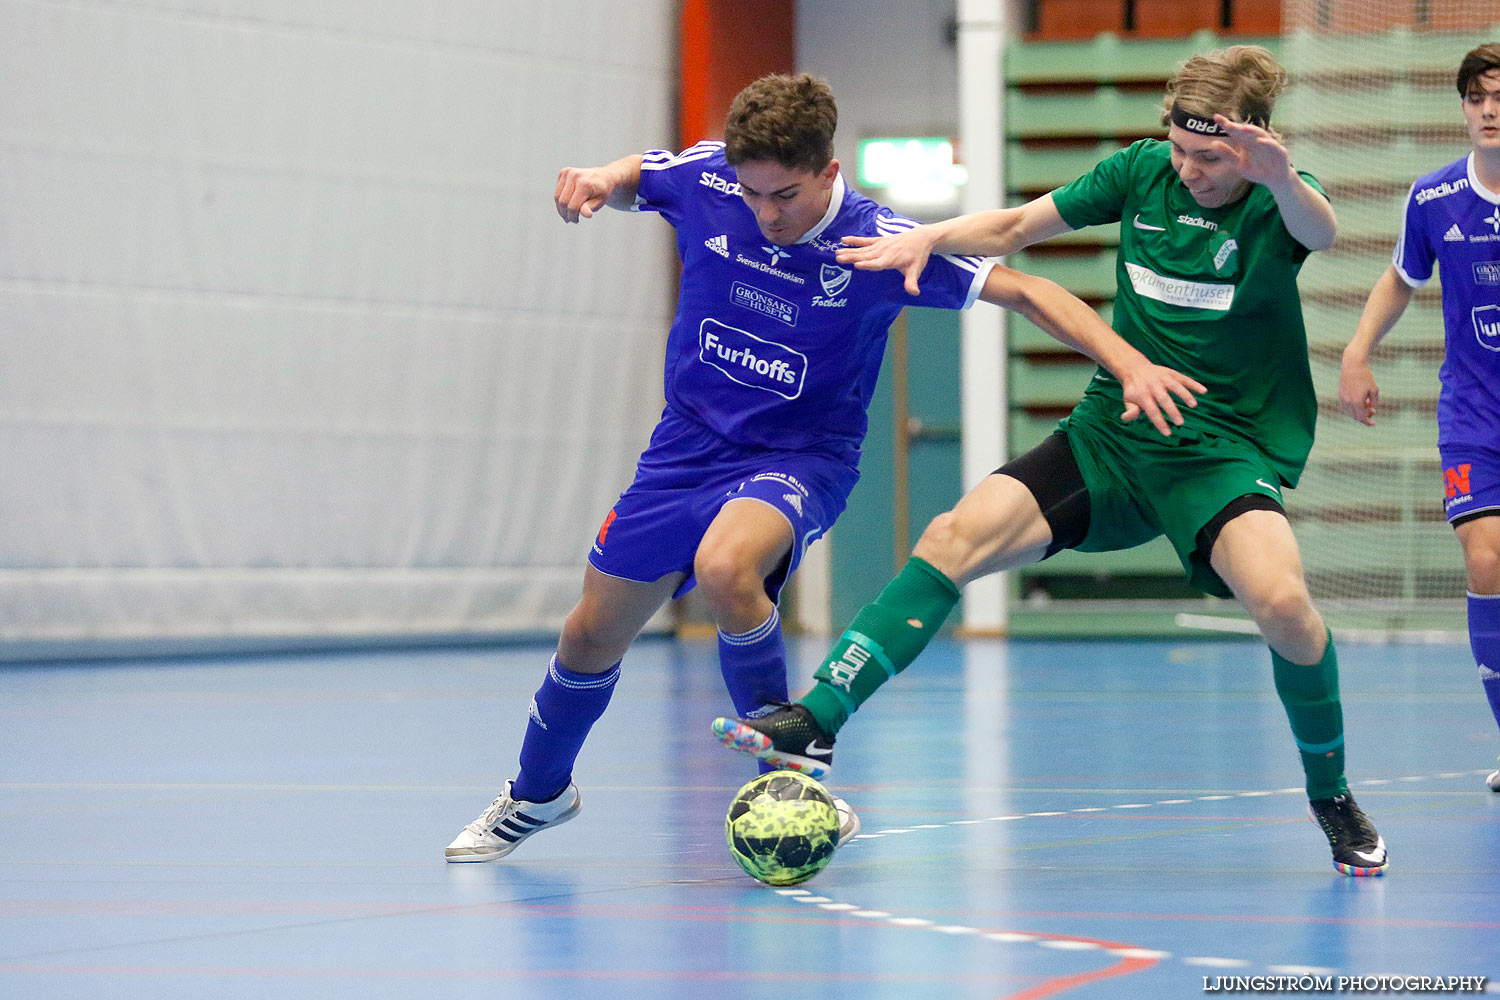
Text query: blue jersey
1393 153 1500 447
635 142 993 464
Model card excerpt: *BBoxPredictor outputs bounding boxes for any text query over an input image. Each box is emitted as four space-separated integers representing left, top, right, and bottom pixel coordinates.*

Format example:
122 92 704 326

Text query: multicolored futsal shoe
1307 793 1387 876
712 703 835 779
444 780 581 862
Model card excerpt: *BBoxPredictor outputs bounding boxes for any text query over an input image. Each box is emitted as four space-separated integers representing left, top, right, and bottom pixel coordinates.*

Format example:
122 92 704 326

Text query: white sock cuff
719 606 781 646
548 654 621 689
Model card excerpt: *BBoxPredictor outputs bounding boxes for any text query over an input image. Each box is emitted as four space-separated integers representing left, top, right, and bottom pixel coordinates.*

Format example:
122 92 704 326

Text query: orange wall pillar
680 0 796 148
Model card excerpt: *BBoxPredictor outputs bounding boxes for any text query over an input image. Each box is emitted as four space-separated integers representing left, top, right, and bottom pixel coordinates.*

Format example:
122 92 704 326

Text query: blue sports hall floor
1 633 1496 999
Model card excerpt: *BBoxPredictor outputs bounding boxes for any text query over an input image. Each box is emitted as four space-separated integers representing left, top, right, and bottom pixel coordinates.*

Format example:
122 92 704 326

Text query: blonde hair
1162 45 1289 141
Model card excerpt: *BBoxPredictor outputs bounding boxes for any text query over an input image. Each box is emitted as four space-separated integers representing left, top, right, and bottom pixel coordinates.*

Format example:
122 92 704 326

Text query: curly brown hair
1458 43 1500 97
723 73 837 172
1161 45 1289 141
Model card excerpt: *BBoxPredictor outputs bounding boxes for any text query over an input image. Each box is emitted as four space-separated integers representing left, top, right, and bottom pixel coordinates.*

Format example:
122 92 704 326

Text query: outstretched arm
979 265 1206 436
554 154 644 223
835 194 1075 295
1339 265 1415 426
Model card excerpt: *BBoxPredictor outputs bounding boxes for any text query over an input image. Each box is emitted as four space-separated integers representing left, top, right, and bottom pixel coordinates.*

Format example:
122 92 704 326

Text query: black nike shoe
1307 793 1388 876
711 704 835 779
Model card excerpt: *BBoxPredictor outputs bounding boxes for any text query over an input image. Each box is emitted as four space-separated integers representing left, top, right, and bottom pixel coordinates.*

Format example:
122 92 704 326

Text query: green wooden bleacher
1008 31 1274 83
1007 250 1118 300
1006 142 1128 194
1005 87 1171 140
1276 27 1500 75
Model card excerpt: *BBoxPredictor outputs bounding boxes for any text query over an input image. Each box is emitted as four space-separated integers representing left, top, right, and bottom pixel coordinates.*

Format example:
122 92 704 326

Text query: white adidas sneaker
832 795 861 847
444 780 581 862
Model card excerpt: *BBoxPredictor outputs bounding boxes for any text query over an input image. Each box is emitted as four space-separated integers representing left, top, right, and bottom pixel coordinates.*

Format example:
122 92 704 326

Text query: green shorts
1062 408 1286 598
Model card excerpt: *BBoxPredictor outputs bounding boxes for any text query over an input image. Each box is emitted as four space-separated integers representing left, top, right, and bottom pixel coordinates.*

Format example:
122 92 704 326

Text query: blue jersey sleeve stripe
684 139 725 156
874 217 919 234
1390 179 1412 267
644 140 722 159
871 215 987 277
936 252 984 275
874 217 985 272
1392 178 1432 286
957 258 996 309
1392 262 1425 287
876 217 984 268
641 149 718 171
641 142 724 172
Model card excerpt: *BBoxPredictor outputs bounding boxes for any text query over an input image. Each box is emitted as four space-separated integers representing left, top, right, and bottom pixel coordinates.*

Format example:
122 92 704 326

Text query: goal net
1276 0 1497 638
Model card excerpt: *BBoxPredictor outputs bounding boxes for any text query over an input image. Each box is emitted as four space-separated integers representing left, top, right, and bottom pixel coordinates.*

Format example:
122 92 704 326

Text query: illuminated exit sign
856 137 968 201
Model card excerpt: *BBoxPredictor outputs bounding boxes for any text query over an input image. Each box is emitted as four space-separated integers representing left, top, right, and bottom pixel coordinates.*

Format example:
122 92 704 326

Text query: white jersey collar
1466 151 1500 205
795 172 847 244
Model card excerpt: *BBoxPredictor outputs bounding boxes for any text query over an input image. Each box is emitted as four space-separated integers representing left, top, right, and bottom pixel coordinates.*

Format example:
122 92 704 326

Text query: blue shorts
589 410 860 600
1439 442 1500 525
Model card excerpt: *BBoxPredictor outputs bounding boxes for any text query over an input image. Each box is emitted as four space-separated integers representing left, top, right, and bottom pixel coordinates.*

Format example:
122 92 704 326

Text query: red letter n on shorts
597 509 618 547
1444 464 1472 499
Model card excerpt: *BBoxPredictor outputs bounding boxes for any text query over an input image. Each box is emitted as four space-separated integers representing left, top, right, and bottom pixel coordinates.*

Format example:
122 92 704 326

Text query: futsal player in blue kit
445 73 1204 861
1339 44 1500 791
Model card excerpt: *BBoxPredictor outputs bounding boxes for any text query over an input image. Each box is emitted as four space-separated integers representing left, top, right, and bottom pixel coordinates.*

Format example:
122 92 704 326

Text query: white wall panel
0 0 676 654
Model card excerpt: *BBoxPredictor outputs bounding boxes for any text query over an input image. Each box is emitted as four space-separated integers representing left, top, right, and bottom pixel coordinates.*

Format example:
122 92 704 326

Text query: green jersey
1050 139 1323 487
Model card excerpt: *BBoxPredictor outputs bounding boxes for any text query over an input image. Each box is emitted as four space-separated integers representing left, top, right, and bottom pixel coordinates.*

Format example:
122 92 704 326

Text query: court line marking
773 887 1162 999
773 883 1277 983
785 768 1490 986
846 769 1492 841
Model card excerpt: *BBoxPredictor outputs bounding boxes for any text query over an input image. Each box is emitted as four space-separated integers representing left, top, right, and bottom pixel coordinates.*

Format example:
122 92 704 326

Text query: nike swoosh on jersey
1255 478 1281 495
802 741 834 759
1132 214 1166 231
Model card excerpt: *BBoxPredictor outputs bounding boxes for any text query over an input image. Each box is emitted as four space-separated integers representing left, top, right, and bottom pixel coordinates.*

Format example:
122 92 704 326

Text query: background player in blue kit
1339 44 1500 792
445 73 1204 862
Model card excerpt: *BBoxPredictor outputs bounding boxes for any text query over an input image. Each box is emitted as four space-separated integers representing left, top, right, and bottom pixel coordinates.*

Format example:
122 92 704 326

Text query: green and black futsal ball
725 771 840 885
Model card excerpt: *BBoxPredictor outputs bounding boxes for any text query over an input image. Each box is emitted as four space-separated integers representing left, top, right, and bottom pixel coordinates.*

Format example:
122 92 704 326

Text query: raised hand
1211 115 1292 188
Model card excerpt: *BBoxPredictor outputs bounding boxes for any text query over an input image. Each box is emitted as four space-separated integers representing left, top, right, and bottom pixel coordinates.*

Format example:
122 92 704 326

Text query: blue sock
719 608 789 775
1470 592 1500 733
512 655 620 803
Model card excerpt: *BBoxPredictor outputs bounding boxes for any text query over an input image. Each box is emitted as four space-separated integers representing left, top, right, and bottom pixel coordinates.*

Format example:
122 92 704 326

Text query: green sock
1272 629 1349 800
799 557 961 734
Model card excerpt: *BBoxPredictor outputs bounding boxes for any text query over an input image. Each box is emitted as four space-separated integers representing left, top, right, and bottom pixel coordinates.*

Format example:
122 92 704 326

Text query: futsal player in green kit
713 46 1388 876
